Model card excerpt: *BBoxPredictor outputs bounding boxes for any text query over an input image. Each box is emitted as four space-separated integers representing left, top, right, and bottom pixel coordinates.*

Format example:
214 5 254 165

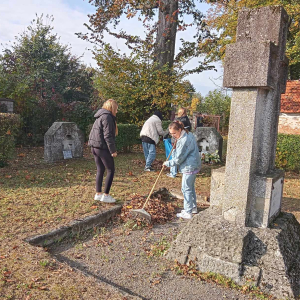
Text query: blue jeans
142 142 156 168
181 173 197 214
170 165 177 177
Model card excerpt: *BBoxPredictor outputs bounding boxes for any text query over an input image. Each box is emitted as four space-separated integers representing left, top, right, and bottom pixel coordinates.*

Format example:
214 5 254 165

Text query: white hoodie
140 115 168 144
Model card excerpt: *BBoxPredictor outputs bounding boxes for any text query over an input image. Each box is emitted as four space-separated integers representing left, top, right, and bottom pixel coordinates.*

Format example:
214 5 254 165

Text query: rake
129 142 176 222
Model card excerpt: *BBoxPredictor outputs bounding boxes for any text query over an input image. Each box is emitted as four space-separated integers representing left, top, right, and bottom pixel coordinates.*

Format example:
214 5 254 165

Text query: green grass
0 144 299 299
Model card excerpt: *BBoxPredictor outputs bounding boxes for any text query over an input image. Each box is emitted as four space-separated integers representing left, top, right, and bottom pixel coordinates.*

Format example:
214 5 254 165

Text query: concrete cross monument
167 6 300 299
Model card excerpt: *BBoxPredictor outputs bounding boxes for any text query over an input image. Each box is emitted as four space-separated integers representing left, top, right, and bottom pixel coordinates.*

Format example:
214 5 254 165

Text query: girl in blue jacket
163 121 201 219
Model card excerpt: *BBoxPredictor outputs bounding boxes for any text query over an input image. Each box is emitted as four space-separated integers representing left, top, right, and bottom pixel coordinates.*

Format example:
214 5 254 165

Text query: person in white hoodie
140 111 168 171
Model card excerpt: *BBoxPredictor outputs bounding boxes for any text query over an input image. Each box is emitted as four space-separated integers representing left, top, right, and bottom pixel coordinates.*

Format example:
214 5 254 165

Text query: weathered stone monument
193 127 223 160
0 98 14 113
44 122 84 163
167 6 300 299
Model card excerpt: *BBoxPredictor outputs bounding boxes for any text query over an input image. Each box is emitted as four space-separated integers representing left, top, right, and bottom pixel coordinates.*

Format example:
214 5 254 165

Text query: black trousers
92 148 115 194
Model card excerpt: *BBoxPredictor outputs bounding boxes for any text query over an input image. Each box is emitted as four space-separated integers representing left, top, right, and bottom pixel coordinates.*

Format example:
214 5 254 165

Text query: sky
0 0 223 97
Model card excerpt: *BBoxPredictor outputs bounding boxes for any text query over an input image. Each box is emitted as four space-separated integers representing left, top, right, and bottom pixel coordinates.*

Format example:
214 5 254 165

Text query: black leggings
92 148 115 194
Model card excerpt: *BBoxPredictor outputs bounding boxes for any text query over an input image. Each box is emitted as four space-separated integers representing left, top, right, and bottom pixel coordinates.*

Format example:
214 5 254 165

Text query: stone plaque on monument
269 177 283 218
63 150 73 160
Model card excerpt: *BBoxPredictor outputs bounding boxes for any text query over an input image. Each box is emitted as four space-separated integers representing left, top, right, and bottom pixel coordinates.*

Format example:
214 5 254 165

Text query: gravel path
50 217 260 300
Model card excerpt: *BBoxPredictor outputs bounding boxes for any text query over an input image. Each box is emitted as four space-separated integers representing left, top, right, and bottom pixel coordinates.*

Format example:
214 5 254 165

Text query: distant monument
193 127 223 160
44 122 84 163
0 98 14 113
167 6 300 299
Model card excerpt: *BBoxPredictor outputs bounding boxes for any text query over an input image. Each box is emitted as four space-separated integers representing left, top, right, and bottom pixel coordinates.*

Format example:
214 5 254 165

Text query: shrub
276 134 300 172
0 113 21 167
162 120 171 130
116 124 140 152
87 123 140 152
60 102 94 141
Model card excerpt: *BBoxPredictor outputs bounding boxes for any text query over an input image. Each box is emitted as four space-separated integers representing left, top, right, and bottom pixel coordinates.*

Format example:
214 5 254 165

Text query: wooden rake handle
142 141 176 209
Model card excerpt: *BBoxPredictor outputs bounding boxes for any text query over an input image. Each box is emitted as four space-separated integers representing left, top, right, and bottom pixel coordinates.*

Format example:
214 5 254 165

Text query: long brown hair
102 99 118 136
169 121 188 133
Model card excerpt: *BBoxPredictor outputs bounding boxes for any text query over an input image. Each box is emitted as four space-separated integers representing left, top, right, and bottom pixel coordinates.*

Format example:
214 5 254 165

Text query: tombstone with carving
44 122 84 163
167 7 300 299
193 127 223 160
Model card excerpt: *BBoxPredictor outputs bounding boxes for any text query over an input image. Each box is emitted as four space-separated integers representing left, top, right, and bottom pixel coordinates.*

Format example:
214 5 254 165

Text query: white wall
278 113 300 135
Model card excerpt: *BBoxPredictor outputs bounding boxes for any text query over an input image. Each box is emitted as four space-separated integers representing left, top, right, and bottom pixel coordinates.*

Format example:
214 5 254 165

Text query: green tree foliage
199 89 231 127
93 45 197 124
80 0 214 72
201 0 300 79
78 0 215 118
0 113 21 167
0 15 95 144
276 133 300 171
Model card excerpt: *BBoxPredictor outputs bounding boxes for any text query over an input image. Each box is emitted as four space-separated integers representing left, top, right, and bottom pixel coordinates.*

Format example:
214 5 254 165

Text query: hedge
0 113 21 167
115 124 140 152
162 120 171 130
87 121 171 153
276 133 300 172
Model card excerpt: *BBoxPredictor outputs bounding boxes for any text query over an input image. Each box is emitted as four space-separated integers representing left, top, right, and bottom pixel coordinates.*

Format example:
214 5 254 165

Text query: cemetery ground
0 144 299 300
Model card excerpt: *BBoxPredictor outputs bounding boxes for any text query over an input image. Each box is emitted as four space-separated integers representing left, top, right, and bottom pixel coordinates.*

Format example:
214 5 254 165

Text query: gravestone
0 98 14 113
193 127 223 159
167 6 300 299
44 122 84 163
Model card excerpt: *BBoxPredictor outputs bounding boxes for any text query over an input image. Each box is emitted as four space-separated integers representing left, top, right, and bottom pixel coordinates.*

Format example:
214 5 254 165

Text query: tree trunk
155 0 178 70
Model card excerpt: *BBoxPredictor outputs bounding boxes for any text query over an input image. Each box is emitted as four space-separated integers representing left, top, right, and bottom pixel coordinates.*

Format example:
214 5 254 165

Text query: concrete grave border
25 205 122 247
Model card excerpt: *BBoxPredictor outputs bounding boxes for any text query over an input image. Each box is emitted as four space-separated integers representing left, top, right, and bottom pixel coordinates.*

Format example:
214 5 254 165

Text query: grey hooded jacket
88 108 116 154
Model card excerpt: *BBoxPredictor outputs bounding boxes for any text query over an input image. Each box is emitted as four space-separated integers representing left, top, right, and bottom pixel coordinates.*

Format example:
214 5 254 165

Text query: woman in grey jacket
163 121 201 219
88 99 118 203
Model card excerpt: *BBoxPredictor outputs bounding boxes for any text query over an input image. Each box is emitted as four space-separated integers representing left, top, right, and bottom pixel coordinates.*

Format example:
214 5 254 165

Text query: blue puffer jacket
164 131 201 173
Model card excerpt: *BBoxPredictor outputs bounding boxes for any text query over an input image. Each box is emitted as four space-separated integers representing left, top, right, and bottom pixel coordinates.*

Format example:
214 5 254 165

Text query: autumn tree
201 0 300 79
0 15 95 144
79 0 215 120
190 93 203 112
199 89 231 127
93 44 196 123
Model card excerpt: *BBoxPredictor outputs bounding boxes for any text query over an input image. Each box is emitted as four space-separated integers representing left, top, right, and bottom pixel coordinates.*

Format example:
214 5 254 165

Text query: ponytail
169 120 188 133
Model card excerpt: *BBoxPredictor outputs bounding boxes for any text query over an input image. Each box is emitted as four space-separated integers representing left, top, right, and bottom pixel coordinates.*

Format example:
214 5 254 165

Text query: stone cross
199 139 210 153
211 6 289 227
167 8 300 299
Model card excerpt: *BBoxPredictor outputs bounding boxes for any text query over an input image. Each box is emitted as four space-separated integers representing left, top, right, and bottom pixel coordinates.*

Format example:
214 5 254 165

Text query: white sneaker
176 211 192 219
94 193 102 201
166 173 176 178
181 207 197 214
101 194 116 203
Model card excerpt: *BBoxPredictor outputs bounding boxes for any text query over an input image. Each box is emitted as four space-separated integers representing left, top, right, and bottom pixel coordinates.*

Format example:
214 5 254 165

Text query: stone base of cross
166 6 300 299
